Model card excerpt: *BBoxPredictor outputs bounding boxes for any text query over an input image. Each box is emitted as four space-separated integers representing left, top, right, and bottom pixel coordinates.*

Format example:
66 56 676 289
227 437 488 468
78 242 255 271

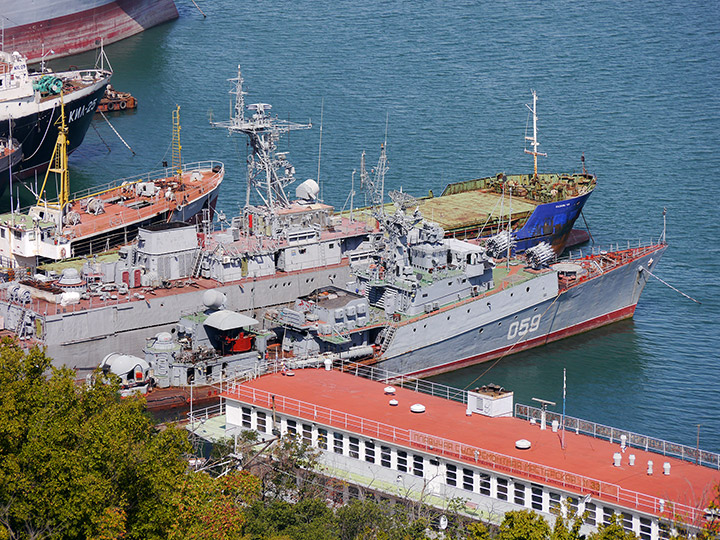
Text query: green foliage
242 498 337 540
466 522 492 540
587 514 638 540
498 510 552 540
0 341 190 540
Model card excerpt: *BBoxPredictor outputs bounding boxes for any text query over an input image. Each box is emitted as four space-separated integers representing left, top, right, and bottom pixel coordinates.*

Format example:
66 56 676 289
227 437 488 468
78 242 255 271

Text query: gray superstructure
274 200 666 377
0 67 373 371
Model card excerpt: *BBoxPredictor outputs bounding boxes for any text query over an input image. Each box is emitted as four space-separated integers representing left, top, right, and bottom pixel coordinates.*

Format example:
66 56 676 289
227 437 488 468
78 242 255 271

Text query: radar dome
296 179 320 201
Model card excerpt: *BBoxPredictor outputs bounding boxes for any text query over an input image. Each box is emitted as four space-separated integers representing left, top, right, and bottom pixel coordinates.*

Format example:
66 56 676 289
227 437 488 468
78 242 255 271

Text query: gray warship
271 192 667 377
0 66 373 371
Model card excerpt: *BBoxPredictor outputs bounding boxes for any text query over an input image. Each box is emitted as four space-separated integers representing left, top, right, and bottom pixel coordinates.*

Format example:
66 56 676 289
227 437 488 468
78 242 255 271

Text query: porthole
479 328 484 334
526 287 530 292
498 322 502 326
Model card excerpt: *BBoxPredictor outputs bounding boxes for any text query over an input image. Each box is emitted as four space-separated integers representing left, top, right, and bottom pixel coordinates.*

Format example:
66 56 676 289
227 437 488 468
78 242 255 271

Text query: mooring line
642 266 701 305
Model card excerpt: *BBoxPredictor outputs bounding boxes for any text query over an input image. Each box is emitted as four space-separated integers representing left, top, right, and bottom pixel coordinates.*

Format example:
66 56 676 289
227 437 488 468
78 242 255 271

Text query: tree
0 340 191 540
497 510 551 540
587 515 638 540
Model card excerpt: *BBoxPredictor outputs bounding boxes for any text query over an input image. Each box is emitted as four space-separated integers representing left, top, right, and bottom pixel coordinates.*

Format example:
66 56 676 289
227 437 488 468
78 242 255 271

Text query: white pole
561 368 567 449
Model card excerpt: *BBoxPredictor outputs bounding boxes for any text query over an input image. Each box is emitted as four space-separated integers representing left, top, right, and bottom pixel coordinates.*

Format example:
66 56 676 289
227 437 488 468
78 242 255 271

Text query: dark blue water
17 1 720 450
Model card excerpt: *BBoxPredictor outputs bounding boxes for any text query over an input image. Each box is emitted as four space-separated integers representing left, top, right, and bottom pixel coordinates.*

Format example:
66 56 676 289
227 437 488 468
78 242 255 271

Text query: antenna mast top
524 90 547 178
212 65 312 208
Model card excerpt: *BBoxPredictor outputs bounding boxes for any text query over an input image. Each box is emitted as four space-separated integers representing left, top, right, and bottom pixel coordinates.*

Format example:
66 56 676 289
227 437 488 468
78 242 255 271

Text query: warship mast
212 65 312 210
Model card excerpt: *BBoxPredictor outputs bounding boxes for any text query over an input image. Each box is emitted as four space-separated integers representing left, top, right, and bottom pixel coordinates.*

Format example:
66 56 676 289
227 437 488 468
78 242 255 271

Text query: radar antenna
388 189 418 211
212 65 312 208
524 90 547 178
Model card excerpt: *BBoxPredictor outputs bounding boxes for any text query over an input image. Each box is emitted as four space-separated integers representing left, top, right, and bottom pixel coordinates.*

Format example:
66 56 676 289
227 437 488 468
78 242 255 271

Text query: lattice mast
359 143 389 220
524 90 547 178
37 92 70 217
212 65 311 209
172 105 182 182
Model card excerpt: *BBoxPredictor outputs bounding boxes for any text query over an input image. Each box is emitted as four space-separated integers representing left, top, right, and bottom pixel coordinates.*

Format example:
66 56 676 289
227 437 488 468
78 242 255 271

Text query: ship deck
223 368 720 519
207 216 372 254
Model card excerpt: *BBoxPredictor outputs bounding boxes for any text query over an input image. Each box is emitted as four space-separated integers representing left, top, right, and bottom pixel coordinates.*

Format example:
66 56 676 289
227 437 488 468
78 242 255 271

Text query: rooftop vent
515 439 531 450
389 399 399 407
410 404 426 414
384 386 396 395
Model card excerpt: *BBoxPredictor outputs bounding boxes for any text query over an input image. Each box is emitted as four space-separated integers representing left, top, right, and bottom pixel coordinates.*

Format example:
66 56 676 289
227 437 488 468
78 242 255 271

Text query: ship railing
223 383 706 524
16 161 224 214
187 401 226 427
515 403 720 471
563 238 665 263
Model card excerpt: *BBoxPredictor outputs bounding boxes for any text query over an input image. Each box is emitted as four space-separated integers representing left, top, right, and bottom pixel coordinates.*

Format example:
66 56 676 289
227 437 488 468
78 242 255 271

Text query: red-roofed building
215 362 720 539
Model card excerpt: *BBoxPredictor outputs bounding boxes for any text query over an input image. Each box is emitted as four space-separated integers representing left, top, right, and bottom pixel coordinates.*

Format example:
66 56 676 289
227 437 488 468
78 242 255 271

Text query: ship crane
212 65 311 209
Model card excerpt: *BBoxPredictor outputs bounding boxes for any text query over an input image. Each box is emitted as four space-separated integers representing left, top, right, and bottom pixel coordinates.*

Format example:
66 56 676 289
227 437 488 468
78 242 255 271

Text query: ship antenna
524 90 547 179
172 105 183 183
8 113 13 219
660 207 667 244
581 152 586 175
211 65 311 210
317 97 324 202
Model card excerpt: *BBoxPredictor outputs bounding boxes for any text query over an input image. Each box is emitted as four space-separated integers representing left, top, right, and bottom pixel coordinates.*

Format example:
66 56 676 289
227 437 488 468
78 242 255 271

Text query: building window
584 502 596 526
658 522 671 540
446 463 457 487
496 477 508 501
462 468 474 491
549 492 561 515
241 407 251 428
413 455 423 477
397 451 408 473
256 411 266 433
639 517 652 540
333 432 344 454
531 484 543 510
568 496 579 518
318 428 328 450
514 482 526 506
603 507 615 527
478 473 491 496
621 513 633 533
287 420 297 436
349 437 360 459
381 446 391 468
364 441 375 463
302 424 312 445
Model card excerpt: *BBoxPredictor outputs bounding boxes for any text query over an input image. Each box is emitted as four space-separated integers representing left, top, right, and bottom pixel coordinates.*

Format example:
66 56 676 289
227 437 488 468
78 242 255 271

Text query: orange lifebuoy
60 247 66 258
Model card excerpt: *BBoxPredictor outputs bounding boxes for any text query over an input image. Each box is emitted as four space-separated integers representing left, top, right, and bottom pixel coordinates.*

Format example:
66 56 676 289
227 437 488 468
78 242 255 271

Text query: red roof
222 368 720 524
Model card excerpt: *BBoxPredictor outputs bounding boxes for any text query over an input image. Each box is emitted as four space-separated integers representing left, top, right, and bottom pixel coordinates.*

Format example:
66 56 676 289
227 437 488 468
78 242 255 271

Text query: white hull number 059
507 314 541 340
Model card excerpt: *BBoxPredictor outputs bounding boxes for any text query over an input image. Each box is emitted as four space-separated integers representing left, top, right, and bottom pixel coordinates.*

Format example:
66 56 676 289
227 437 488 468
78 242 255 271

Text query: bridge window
478 473 491 496
514 482 526 506
287 420 297 436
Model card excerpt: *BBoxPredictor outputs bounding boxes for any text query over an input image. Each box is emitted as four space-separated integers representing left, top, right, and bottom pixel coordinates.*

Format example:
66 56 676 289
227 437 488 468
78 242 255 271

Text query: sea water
11 0 720 450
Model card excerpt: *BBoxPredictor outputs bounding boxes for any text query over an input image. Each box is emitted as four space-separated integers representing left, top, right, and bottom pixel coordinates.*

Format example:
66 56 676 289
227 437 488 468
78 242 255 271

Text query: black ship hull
0 81 109 195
